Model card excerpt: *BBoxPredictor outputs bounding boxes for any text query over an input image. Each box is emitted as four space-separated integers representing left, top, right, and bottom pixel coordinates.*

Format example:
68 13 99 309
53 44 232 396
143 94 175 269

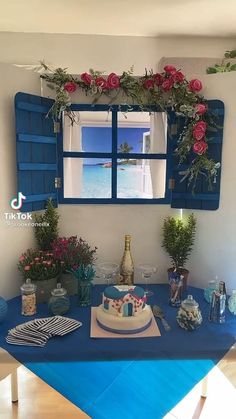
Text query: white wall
0 32 236 298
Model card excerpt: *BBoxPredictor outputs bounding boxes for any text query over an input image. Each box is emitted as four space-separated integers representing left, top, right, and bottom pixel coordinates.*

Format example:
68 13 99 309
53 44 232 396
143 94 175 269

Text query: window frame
58 104 172 205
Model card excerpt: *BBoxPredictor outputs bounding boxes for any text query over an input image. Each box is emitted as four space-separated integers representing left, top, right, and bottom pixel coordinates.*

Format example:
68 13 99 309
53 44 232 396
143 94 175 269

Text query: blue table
0 285 235 419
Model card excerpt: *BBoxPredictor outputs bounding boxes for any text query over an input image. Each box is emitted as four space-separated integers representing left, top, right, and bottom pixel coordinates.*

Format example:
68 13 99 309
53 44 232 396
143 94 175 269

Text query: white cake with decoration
96 285 152 334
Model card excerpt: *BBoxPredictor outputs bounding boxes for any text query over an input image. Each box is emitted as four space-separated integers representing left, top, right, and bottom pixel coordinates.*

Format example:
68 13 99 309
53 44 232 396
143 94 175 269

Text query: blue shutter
15 92 58 212
170 100 224 210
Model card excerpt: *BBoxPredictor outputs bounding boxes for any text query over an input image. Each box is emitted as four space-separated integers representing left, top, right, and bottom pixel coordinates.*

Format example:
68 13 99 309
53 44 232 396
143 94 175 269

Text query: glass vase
77 282 92 307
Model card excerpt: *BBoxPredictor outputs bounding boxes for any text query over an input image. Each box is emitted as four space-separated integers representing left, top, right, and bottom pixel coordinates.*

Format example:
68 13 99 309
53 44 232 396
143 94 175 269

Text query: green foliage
118 142 133 153
34 198 59 251
162 214 197 269
206 49 236 74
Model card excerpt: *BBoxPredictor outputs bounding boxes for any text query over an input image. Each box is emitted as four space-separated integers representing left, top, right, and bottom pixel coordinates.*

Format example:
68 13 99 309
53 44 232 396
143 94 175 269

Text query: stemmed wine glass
98 262 119 287
138 264 157 297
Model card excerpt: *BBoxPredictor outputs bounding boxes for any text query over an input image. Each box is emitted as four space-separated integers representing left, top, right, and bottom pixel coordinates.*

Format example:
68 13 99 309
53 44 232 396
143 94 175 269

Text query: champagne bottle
119 235 134 285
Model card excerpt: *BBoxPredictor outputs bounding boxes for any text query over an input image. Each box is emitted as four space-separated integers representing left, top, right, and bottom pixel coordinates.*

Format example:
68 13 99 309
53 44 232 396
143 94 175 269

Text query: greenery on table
34 198 59 251
162 214 197 269
207 49 236 73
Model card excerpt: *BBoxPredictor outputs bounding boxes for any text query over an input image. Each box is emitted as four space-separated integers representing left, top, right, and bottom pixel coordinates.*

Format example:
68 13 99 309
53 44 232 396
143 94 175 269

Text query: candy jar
204 279 218 303
21 278 37 316
48 283 70 316
228 290 236 315
177 295 202 331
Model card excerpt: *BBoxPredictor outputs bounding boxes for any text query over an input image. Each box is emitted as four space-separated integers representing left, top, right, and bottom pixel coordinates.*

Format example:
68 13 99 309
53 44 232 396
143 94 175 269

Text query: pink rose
95 77 107 90
189 79 203 92
172 71 185 83
162 78 173 91
64 82 77 93
107 73 120 89
143 78 155 89
19 255 25 262
195 103 207 115
164 65 176 74
193 140 208 155
193 121 207 140
153 73 163 86
81 72 92 86
24 266 30 271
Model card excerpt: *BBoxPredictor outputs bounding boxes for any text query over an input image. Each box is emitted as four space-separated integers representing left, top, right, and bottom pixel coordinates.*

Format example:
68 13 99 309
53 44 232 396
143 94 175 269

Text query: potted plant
162 214 197 289
34 198 59 251
18 249 59 303
51 236 97 296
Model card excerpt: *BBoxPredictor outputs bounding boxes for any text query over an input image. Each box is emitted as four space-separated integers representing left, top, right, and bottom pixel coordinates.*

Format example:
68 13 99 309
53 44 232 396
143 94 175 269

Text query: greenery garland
207 49 236 73
40 62 221 191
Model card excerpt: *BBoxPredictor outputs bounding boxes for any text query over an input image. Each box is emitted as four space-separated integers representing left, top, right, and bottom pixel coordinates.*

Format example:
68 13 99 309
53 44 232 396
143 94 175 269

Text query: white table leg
201 375 208 398
11 369 18 403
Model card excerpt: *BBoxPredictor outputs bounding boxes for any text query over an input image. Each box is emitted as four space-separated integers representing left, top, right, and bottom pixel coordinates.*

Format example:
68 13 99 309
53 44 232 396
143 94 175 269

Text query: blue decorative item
48 283 70 316
0 296 8 323
169 270 183 307
228 290 236 315
204 280 218 303
70 265 95 307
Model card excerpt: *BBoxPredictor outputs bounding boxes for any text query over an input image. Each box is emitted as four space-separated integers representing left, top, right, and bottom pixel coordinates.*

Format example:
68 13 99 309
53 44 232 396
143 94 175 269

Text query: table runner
1 284 235 419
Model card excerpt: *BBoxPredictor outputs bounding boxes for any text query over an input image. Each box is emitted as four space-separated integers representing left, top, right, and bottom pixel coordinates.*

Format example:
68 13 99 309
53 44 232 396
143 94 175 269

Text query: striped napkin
6 316 82 347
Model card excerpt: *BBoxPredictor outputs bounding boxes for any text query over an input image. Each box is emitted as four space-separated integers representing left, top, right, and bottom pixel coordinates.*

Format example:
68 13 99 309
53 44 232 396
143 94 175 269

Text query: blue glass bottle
204 280 217 303
228 290 236 315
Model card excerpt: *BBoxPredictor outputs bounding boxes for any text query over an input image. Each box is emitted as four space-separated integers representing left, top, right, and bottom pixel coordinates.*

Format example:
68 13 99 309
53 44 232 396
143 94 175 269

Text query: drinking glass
98 262 119 287
138 264 157 297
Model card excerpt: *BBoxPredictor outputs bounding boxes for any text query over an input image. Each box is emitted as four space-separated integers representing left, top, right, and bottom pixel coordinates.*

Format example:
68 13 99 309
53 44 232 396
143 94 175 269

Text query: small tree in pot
162 214 197 289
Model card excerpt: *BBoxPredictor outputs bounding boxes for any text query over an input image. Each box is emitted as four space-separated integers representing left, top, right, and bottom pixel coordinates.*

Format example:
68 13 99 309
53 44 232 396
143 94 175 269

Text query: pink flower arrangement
107 73 120 89
193 121 207 141
41 62 221 190
188 79 203 93
51 236 97 273
18 249 59 281
192 140 208 155
64 82 77 93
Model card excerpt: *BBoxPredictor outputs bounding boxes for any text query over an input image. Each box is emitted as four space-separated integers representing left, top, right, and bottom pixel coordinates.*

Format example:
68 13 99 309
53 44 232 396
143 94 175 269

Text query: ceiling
1 0 236 37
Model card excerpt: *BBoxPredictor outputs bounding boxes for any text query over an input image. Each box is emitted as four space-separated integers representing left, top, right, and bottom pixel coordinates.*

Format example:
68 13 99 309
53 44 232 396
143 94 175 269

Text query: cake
96 285 152 334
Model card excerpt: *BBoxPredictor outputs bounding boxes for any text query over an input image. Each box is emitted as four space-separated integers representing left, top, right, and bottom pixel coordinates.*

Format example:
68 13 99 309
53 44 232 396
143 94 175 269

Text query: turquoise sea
81 164 148 198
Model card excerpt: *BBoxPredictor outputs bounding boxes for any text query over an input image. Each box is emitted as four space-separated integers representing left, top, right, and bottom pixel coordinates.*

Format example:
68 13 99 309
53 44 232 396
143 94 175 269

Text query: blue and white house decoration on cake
0 296 8 323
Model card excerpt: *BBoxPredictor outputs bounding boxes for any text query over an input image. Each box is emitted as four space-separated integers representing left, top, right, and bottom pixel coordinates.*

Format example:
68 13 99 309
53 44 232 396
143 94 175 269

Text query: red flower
64 82 77 93
193 140 208 155
107 73 120 89
193 121 207 141
172 71 184 84
95 77 107 90
81 72 92 86
164 65 176 74
162 78 173 91
189 79 202 92
153 73 163 86
195 103 207 115
143 78 155 89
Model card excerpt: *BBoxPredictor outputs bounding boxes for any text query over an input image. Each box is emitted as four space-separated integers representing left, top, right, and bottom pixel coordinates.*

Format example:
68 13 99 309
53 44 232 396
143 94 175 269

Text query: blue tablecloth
1 285 236 419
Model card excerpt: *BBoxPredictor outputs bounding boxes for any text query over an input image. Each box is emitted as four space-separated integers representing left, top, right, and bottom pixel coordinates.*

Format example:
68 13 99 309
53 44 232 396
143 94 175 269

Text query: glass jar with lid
204 279 218 303
177 295 202 331
21 278 37 316
48 283 70 316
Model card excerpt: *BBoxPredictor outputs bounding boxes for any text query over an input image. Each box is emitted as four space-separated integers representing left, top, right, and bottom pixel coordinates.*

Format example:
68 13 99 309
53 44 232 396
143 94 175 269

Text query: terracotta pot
167 267 189 291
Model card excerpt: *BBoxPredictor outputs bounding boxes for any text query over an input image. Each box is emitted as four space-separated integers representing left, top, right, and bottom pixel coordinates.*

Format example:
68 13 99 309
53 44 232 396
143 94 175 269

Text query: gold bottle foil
119 235 134 285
